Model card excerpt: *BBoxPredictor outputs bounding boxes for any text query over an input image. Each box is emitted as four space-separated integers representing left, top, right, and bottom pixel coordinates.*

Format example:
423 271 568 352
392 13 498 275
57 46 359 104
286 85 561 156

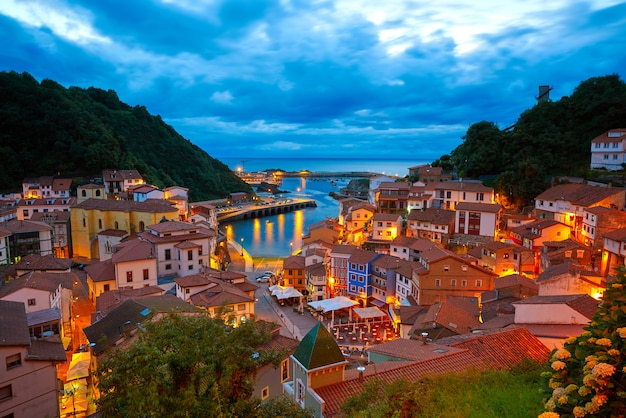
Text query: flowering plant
539 267 626 417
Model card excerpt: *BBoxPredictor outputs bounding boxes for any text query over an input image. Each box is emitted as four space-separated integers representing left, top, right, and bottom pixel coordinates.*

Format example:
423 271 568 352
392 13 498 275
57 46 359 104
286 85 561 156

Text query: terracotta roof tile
407 208 455 223
455 202 502 213
316 327 549 417
535 183 625 207
0 300 30 345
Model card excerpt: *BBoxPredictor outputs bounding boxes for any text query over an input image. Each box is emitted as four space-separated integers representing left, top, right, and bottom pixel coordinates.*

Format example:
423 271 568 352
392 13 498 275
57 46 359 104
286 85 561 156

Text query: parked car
255 275 270 283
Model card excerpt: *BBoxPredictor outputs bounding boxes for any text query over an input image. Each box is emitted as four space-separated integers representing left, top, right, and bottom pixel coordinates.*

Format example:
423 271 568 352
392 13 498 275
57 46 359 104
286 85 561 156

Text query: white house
112 239 159 290
428 180 494 210
454 202 502 242
590 128 626 170
0 271 63 313
370 213 402 242
137 221 214 278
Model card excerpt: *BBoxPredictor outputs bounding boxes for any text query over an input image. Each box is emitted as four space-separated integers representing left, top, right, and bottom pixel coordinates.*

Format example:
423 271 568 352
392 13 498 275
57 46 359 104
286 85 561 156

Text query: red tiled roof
455 202 502 213
85 259 115 283
590 129 626 143
283 255 306 269
602 226 626 242
432 181 492 192
315 328 549 417
0 271 63 298
407 207 455 223
535 184 625 207
174 274 211 287
15 254 71 271
74 198 178 213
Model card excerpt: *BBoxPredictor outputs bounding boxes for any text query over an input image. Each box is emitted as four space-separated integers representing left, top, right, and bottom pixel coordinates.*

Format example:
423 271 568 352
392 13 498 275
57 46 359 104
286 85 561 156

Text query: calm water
219 158 428 258
219 157 425 178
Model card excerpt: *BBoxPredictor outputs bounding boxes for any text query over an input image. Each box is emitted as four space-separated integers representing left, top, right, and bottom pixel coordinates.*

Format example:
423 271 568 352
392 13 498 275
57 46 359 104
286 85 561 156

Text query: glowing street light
240 237 244 256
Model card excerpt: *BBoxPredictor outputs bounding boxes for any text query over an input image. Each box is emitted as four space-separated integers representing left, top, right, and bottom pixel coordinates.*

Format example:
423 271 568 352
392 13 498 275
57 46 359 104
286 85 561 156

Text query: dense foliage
434 74 626 207
539 269 626 417
0 71 252 201
341 362 545 417
95 314 306 418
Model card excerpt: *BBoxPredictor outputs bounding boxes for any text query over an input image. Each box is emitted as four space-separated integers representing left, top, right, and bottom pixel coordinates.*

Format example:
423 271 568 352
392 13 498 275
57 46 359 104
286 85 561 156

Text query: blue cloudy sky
1 1 625 161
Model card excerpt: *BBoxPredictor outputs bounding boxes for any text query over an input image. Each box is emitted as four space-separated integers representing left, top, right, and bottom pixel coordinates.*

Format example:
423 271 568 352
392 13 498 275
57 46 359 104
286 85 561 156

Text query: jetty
217 198 316 222
279 170 378 178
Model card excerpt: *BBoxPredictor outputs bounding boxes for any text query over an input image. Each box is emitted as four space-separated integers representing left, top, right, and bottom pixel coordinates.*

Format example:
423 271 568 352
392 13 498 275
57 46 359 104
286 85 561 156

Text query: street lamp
240 237 244 256
289 242 293 255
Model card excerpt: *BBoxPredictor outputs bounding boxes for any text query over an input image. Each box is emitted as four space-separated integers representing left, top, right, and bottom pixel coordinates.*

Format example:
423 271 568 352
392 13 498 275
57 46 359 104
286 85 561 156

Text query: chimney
357 366 365 383
421 332 429 345
124 320 132 339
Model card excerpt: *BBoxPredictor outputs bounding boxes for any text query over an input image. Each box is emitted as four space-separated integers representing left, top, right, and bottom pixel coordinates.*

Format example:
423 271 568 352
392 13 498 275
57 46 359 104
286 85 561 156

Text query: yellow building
282 255 306 293
71 199 179 260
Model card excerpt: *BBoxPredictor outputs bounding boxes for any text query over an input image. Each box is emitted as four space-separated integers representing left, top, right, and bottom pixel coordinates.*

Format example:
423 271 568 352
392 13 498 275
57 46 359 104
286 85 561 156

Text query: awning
308 296 359 313
370 299 386 308
352 306 387 320
62 336 71 350
66 359 90 381
272 286 303 300
71 352 91 363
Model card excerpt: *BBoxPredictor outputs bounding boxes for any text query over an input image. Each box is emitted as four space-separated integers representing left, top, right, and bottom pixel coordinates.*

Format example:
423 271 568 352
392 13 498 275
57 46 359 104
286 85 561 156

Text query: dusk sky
1 1 625 161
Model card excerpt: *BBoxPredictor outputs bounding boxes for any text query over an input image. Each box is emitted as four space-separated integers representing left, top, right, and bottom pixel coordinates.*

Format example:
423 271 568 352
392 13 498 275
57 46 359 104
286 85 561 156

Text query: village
1 129 626 417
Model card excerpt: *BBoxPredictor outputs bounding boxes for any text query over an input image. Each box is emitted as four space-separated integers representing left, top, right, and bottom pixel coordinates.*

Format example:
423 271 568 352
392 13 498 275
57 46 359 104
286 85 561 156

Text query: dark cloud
0 1 624 159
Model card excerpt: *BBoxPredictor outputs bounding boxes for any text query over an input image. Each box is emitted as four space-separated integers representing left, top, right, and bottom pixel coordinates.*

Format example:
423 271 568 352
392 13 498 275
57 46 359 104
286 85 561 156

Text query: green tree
95 314 289 418
539 268 626 417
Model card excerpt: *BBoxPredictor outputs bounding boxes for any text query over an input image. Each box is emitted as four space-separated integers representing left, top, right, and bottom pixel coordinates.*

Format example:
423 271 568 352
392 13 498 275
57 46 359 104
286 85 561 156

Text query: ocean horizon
218 157 430 178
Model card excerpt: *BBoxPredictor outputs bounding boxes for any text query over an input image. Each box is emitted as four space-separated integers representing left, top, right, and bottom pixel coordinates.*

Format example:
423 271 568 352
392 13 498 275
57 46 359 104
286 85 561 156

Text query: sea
219 157 422 178
217 158 429 258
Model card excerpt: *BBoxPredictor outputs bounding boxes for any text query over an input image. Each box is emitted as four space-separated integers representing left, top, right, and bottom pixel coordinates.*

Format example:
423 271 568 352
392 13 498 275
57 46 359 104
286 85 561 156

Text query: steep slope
0 71 252 201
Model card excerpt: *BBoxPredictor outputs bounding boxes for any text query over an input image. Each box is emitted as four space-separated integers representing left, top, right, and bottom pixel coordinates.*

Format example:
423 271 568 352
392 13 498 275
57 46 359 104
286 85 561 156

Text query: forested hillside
432 74 626 207
0 71 252 201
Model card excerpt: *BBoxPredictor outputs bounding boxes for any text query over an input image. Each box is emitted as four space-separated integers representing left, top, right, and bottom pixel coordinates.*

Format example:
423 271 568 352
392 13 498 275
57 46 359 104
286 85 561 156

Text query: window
451 279 457 287
435 279 441 287
126 271 133 282
104 284 110 292
443 265 450 272
188 265 193 270
27 298 36 306
0 385 12 403
95 190 101 197
143 269 149 280
98 219 103 229
238 304 246 311
261 386 269 400
114 221 119 229
188 250 193 261
81 190 87 197
139 221 145 231
22 209 28 217
165 264 172 270
476 279 483 287
461 265 468 272
296 379 305 404
461 280 467 287
281 359 289 381
6 353 21 370
165 249 171 260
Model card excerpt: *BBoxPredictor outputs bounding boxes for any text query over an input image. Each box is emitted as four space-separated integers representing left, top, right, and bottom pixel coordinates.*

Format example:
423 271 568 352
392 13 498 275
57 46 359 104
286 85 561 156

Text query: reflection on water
223 177 351 258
